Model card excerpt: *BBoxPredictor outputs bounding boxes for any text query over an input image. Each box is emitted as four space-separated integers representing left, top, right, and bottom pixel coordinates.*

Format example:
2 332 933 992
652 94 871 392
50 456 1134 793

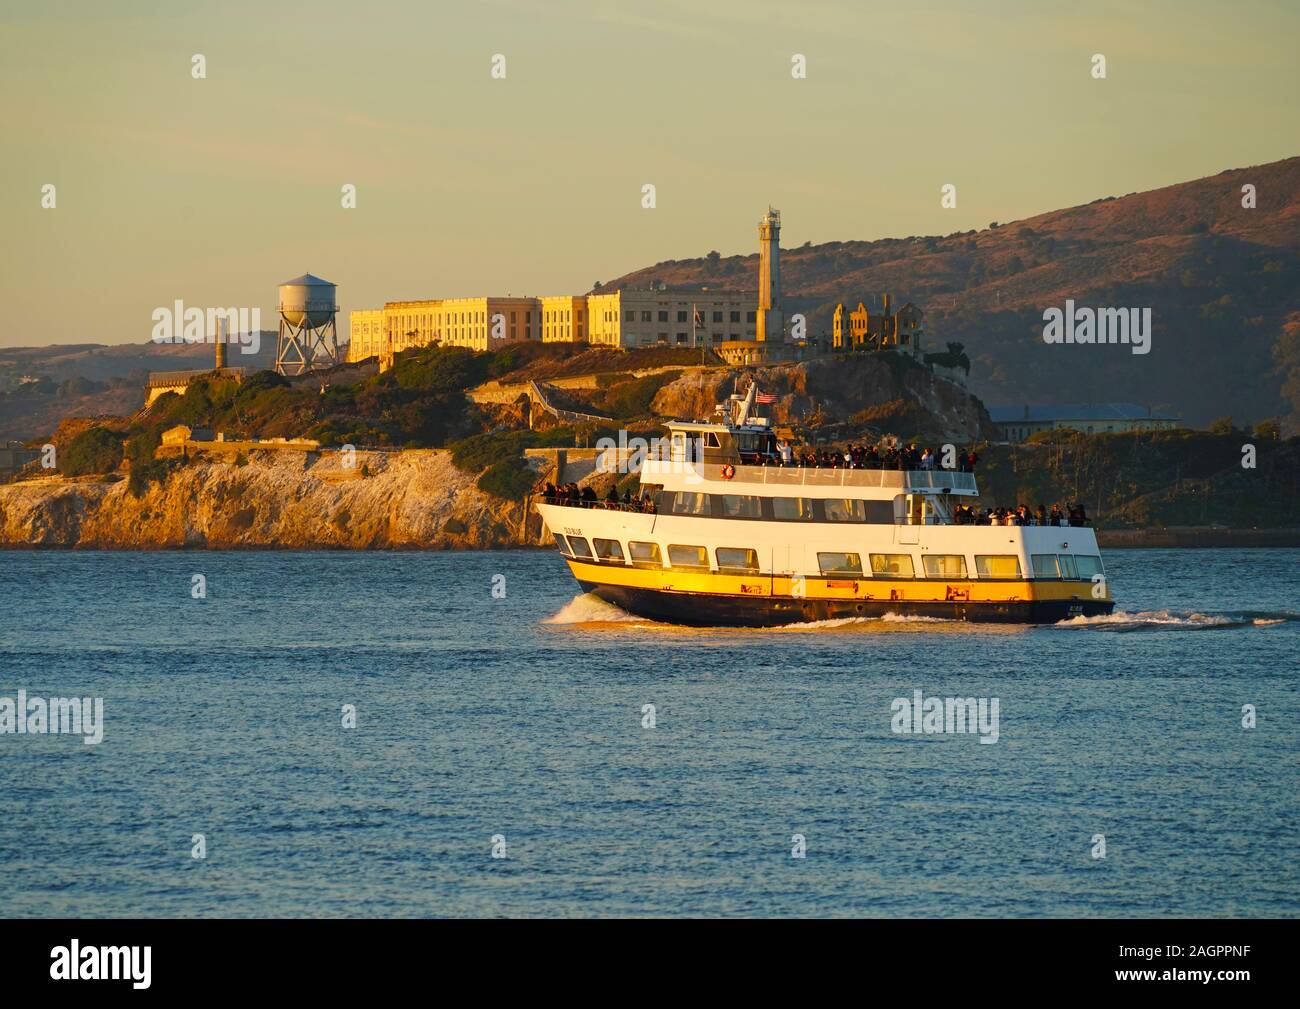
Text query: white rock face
0 449 533 549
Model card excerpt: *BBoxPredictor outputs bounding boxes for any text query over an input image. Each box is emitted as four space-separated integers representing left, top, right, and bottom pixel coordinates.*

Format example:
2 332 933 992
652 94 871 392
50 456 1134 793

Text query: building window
747 311 756 322
677 310 688 322
658 311 668 322
730 311 741 323
712 311 723 323
641 311 652 322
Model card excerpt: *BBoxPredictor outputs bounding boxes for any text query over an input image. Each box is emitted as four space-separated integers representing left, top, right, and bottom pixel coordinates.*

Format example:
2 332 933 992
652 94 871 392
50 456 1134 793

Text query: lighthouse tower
756 207 783 343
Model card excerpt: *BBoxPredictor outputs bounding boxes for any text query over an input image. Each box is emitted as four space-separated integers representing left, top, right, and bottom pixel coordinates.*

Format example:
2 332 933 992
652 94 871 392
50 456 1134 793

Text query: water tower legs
275 316 339 376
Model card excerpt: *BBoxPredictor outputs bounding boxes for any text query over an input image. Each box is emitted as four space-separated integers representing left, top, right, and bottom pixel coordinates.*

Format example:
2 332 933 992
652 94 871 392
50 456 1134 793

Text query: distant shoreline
1098 527 1300 548
3 530 1299 551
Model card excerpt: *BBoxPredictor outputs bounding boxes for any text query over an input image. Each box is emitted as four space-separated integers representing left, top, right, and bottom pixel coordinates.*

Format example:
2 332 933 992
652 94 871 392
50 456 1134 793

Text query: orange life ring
721 464 736 480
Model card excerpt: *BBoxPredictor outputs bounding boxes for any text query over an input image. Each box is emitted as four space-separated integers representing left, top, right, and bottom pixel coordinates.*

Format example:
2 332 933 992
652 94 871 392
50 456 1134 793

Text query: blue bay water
0 547 1296 918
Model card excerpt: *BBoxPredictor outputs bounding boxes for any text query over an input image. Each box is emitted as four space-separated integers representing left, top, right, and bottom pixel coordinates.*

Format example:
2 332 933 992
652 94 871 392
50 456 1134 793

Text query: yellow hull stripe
563 559 1112 603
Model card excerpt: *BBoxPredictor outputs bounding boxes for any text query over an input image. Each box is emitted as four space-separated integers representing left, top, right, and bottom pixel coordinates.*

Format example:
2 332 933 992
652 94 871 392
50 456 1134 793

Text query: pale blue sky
1 0 1296 346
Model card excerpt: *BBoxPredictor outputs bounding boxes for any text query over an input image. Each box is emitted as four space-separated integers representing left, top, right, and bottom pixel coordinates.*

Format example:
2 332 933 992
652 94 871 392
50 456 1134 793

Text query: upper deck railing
640 458 978 494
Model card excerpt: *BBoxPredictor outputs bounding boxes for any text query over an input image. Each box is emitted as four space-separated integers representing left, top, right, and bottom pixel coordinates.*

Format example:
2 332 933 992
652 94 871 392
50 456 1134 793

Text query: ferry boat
535 385 1114 626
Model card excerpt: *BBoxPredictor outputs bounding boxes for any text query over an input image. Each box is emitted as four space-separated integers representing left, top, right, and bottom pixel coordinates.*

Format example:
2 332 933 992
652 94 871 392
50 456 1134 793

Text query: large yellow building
586 290 755 349
346 206 791 366
352 296 544 366
349 309 386 361
539 295 586 343
350 289 759 364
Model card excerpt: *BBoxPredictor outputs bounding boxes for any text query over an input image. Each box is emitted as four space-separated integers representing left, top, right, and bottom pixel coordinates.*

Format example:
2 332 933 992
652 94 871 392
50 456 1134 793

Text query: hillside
599 157 1300 429
0 335 279 441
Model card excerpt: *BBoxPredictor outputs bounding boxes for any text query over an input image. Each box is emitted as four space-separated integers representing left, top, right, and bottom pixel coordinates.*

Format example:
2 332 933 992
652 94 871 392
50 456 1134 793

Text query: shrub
125 428 167 497
591 371 681 418
476 456 536 499
450 427 577 474
60 427 123 477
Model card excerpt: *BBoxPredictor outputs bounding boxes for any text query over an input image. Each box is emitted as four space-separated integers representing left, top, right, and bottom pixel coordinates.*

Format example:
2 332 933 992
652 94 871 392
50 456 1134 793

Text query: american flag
755 391 777 404
693 308 704 327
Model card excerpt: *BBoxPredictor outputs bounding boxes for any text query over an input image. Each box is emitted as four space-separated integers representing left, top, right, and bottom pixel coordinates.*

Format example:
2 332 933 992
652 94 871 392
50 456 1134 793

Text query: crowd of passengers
542 483 658 513
765 442 979 471
952 502 1091 527
537 483 1089 526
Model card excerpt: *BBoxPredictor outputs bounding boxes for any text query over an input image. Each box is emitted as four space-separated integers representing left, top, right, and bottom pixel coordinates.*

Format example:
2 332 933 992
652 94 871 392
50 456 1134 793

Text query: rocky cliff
0 449 533 549
651 355 994 442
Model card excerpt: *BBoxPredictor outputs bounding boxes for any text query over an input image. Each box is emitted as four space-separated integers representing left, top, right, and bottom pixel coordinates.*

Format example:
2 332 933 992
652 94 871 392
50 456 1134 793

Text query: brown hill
599 157 1300 429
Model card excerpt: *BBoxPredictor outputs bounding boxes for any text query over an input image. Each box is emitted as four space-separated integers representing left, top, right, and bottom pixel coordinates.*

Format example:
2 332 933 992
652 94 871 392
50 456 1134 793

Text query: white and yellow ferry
535 385 1114 626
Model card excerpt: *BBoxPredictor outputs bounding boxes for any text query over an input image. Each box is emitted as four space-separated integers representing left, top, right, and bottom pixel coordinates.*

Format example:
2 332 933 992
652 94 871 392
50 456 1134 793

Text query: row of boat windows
554 535 1104 579
665 491 897 523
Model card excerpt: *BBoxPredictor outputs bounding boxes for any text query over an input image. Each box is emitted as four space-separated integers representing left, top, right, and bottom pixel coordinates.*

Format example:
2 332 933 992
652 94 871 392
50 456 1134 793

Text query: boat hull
582 581 1113 627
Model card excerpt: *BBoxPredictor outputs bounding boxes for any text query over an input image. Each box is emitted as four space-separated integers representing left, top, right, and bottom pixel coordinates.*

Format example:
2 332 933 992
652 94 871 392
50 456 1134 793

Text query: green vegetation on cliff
59 426 122 477
974 427 1299 528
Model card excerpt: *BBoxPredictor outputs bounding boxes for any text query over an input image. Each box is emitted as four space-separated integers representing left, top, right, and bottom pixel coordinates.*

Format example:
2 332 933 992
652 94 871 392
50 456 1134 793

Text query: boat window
824 498 867 522
922 554 968 578
975 555 1022 578
668 544 709 570
628 541 662 568
772 497 815 521
865 500 895 523
716 547 759 573
668 491 710 516
593 538 625 562
705 432 721 448
870 553 915 578
1031 554 1060 578
718 494 762 519
1058 554 1078 578
818 552 863 576
553 533 572 556
568 537 594 560
1073 555 1104 578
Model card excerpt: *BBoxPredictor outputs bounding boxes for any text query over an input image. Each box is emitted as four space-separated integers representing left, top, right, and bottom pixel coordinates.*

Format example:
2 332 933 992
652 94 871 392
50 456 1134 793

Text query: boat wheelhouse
535 386 1114 626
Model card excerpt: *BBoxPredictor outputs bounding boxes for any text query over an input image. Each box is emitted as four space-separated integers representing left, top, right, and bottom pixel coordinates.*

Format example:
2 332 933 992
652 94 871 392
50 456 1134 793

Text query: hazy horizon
2 0 1297 348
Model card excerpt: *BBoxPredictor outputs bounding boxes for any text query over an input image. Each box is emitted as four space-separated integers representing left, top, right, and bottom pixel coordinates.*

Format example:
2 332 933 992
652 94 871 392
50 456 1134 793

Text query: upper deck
639 457 978 497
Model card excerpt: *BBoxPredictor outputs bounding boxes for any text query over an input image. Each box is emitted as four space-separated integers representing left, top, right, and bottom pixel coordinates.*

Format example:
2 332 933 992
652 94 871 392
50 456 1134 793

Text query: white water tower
275 273 339 375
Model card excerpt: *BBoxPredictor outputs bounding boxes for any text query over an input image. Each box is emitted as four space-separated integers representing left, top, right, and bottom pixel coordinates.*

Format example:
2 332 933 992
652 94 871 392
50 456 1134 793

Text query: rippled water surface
1 548 1296 917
